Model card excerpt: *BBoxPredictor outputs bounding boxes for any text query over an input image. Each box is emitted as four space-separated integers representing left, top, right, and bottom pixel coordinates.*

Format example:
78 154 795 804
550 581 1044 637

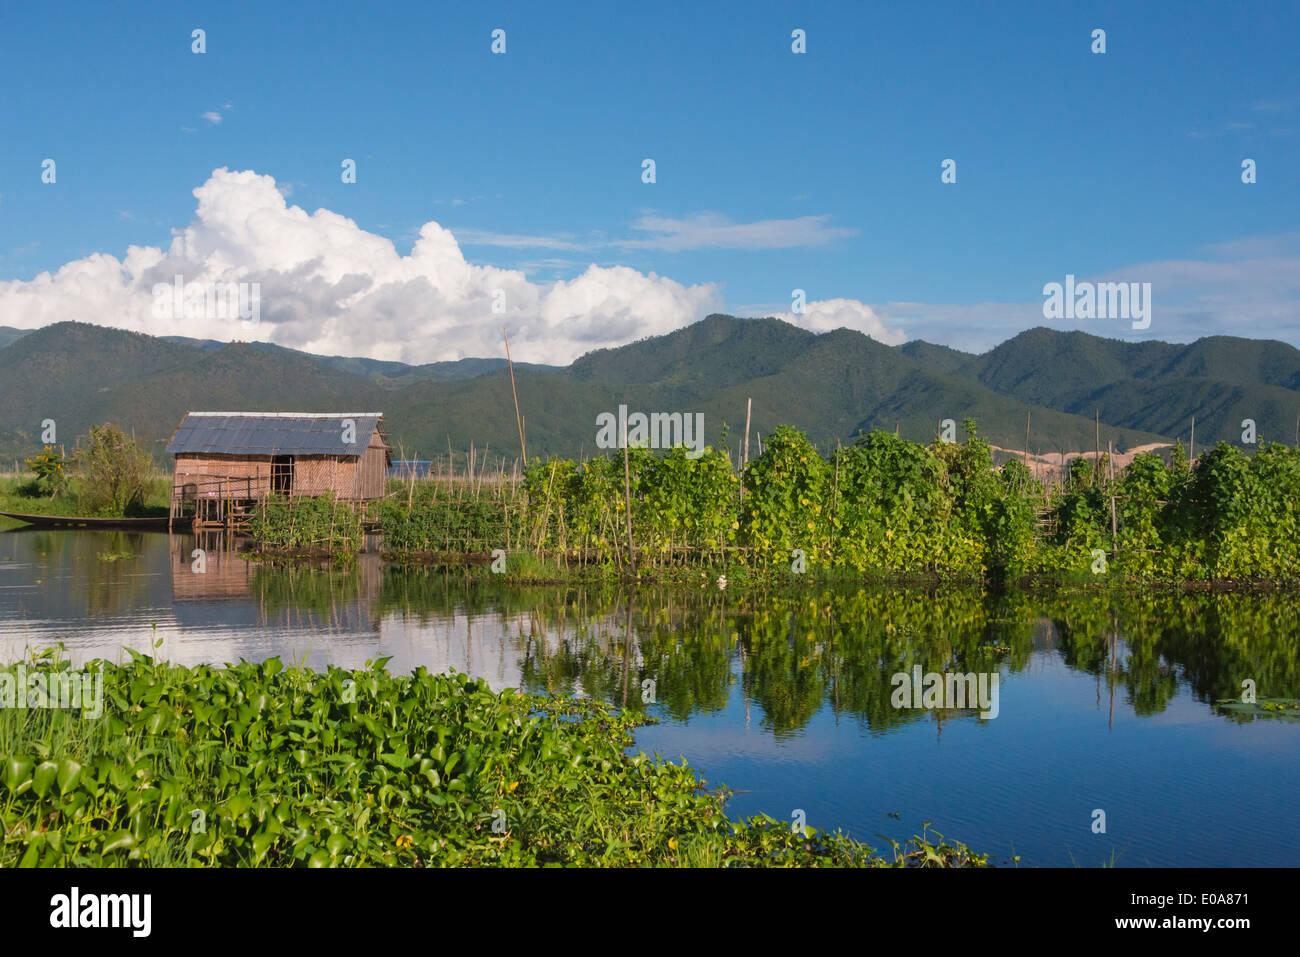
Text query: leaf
101 830 138 854
31 761 58 798
3 757 34 795
56 758 82 795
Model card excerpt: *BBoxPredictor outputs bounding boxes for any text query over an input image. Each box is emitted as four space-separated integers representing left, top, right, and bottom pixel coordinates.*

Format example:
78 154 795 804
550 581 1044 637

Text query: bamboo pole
1108 439 1118 553
743 398 751 468
1094 409 1100 484
534 459 558 552
504 327 527 467
1025 409 1031 469
831 438 841 555
622 422 636 577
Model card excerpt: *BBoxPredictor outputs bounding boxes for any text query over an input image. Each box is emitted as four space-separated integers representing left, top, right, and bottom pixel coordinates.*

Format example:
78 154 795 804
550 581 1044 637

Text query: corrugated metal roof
166 413 385 457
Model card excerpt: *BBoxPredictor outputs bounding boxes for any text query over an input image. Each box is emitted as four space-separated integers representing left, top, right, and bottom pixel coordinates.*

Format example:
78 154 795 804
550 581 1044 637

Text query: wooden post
622 421 635 577
504 327 527 466
1025 410 1031 469
1108 440 1118 554
742 398 751 469
1094 409 1101 485
534 459 558 552
831 438 841 556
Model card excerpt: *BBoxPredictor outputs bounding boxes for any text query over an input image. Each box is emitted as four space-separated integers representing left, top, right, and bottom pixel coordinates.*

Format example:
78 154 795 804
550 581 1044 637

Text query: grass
0 646 990 868
0 473 171 519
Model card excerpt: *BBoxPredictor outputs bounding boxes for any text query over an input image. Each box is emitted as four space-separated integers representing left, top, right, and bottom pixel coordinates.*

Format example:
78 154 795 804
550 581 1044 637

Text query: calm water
2 526 1297 867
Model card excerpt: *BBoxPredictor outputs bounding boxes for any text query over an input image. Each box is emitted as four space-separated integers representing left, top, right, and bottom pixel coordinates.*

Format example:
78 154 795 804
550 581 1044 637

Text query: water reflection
1 528 1297 865
1 530 1297 729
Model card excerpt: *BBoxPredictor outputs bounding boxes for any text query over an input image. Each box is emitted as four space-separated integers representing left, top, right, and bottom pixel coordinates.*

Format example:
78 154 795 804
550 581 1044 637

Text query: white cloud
202 111 222 125
455 229 585 251
870 231 1300 352
622 212 857 252
451 212 856 252
768 298 906 345
0 168 723 365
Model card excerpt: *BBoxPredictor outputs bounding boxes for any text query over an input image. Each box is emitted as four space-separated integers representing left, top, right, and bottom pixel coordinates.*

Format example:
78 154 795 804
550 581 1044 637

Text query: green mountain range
1 317 1296 468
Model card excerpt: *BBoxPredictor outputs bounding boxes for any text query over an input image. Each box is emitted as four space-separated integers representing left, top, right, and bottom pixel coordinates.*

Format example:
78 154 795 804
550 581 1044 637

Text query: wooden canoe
0 511 170 529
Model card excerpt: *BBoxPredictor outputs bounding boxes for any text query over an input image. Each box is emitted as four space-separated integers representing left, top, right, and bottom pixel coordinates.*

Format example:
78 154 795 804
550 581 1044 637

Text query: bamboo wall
352 434 388 500
174 452 381 501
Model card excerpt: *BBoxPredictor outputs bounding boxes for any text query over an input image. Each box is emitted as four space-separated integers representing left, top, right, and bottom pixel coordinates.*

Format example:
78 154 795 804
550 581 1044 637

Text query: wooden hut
166 412 391 528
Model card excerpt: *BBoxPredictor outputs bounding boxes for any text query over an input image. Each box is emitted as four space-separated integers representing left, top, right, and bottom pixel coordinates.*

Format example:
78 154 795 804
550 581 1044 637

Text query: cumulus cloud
0 168 726 365
769 297 907 345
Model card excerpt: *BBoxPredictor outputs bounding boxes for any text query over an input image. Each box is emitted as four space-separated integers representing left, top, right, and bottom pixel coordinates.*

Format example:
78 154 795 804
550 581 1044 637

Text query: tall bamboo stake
1108 439 1118 553
1094 409 1101 483
831 438 841 555
504 327 527 466
622 421 635 577
1025 409 1031 469
743 397 751 468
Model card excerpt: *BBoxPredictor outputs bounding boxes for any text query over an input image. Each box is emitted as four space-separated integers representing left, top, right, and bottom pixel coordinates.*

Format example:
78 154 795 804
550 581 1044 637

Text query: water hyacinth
0 650 987 868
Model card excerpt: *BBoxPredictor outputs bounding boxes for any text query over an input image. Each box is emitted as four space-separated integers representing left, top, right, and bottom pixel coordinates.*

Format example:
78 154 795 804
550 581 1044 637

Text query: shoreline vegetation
1 423 169 524
0 650 990 868
241 420 1300 585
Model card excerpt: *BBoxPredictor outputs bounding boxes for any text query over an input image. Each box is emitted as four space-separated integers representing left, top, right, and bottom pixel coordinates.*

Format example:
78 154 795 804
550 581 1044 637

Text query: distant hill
0 326 31 350
1 317 1296 467
968 327 1300 447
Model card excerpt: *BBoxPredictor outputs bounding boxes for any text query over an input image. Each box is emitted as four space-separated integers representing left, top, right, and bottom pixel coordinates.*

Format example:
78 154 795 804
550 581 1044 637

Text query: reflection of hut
166 413 392 528
170 538 385 634
171 536 255 602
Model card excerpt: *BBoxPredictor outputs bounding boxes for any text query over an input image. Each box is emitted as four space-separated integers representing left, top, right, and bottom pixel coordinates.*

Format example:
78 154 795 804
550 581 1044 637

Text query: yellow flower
395 834 412 848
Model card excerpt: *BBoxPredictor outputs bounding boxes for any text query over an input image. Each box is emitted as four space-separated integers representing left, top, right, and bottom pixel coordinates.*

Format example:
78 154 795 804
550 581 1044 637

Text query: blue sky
1 0 1297 362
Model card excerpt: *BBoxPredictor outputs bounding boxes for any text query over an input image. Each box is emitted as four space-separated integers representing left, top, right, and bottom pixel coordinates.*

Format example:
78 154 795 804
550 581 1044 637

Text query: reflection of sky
2 528 1296 867
636 651 1300 867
